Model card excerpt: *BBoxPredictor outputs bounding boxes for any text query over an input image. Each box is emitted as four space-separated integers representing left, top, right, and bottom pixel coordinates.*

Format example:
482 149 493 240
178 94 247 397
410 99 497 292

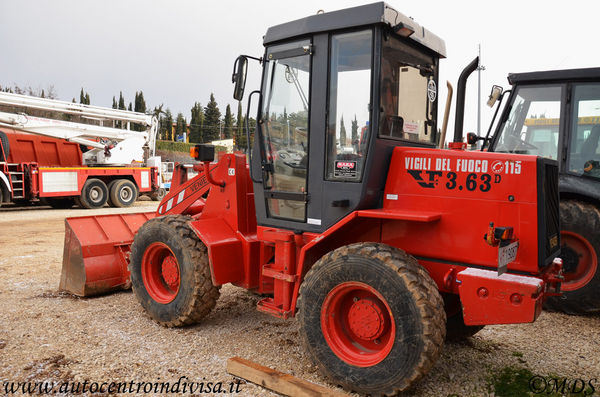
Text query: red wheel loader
59 3 563 394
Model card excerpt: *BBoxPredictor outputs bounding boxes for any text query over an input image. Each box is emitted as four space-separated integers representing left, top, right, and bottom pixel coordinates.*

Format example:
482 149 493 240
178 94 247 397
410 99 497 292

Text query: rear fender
188 217 244 286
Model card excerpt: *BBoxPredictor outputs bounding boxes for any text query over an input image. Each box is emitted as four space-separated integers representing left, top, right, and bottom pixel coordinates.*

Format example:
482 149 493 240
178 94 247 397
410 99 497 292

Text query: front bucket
59 212 156 296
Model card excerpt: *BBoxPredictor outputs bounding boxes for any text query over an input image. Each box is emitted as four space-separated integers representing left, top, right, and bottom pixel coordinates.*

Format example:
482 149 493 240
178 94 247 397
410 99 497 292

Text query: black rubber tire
545 201 600 314
108 179 137 208
45 197 75 209
297 243 446 395
0 131 9 161
150 187 166 202
78 178 108 209
129 215 220 327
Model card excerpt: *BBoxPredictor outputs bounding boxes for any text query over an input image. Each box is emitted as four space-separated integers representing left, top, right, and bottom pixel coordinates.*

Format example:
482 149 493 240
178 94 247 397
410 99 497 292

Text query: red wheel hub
347 299 385 340
561 231 598 291
321 282 395 367
141 242 180 303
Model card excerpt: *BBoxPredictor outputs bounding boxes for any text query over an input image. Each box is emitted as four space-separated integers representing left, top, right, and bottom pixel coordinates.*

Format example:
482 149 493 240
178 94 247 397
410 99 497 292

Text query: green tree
203 93 221 142
351 115 358 143
133 92 147 132
223 104 234 139
79 88 90 105
189 102 204 143
160 109 174 141
134 91 146 114
118 92 126 110
235 101 245 149
175 112 187 141
112 96 117 109
340 115 347 146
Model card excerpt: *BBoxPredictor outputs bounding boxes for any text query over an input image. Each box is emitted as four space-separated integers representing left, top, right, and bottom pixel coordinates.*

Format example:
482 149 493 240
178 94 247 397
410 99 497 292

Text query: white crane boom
0 91 158 166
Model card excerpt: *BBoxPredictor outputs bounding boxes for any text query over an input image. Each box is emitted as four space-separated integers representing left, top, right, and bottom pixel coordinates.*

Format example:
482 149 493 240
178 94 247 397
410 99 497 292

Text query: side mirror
466 132 479 145
232 56 248 101
486 85 503 108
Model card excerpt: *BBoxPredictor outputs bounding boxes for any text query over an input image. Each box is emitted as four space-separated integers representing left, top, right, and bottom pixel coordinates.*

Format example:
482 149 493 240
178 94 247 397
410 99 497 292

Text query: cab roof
508 67 600 85
263 2 446 58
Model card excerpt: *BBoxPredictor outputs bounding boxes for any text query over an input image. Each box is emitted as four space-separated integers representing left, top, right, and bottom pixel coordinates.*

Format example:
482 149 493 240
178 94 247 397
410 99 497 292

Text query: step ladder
7 163 25 199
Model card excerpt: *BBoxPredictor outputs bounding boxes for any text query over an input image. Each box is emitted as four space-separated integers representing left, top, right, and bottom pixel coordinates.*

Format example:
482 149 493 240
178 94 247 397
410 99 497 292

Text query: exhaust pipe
453 57 479 144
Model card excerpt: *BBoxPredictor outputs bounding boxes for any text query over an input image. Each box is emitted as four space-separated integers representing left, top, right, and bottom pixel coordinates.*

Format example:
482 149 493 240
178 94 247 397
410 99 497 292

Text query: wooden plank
226 357 348 397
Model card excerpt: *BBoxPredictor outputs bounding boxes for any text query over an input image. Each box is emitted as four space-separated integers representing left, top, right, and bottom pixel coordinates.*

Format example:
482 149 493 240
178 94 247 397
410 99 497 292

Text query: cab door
253 40 312 225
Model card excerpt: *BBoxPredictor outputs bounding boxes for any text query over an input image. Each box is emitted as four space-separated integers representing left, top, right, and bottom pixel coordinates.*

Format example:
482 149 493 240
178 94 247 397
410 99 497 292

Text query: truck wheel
0 131 9 161
46 197 75 209
129 215 220 327
545 201 600 314
150 187 166 201
78 178 108 209
108 179 137 208
298 243 445 395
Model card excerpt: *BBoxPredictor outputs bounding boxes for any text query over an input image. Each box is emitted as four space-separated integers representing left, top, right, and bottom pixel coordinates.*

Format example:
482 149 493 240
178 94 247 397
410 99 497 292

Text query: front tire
129 215 220 327
545 201 600 314
298 243 445 395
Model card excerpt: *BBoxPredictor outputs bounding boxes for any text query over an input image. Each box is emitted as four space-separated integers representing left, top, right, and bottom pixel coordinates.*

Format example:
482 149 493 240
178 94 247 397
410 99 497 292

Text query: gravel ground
0 201 599 396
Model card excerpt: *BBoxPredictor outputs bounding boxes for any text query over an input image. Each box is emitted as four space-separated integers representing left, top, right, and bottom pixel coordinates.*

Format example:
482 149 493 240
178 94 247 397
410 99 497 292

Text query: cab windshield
494 85 562 159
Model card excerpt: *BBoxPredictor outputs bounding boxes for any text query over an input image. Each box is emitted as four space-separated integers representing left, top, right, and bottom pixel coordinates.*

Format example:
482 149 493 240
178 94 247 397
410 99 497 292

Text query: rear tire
0 131 9 161
298 243 445 395
129 215 220 327
78 178 108 209
545 201 600 314
108 179 137 208
150 187 166 202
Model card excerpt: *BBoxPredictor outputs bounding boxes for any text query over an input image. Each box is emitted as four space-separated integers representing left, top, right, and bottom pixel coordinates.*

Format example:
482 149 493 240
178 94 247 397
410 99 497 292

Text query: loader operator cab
234 2 446 233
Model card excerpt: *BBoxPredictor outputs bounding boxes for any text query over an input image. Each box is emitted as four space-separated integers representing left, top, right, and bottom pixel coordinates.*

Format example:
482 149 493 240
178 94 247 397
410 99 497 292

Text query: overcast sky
2 1 599 138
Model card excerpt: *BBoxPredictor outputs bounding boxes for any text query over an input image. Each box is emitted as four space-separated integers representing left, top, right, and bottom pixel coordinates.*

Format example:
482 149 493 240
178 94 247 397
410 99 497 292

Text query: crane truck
58 3 563 394
481 68 600 314
0 91 165 209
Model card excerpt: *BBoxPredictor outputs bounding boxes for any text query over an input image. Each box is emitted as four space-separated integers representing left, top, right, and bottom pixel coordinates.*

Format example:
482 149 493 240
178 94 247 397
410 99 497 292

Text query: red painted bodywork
3 129 82 166
61 149 562 327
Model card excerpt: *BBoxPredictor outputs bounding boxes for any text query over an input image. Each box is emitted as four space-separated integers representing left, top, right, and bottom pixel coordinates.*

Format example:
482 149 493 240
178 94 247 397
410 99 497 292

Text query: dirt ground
0 201 599 396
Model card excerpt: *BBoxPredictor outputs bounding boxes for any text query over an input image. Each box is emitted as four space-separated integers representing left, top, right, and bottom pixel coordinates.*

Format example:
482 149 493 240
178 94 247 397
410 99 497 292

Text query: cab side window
568 84 600 180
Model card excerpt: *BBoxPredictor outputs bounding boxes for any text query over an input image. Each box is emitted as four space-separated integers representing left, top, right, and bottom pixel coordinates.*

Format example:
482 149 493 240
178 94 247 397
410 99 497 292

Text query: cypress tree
203 93 221 142
189 102 204 143
80 88 85 104
175 113 187 141
224 104 233 139
161 109 173 141
351 115 358 143
118 92 126 110
340 116 347 146
236 101 245 149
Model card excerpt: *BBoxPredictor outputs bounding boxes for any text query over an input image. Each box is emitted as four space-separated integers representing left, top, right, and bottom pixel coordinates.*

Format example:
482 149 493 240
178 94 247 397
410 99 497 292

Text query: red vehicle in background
0 92 164 208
